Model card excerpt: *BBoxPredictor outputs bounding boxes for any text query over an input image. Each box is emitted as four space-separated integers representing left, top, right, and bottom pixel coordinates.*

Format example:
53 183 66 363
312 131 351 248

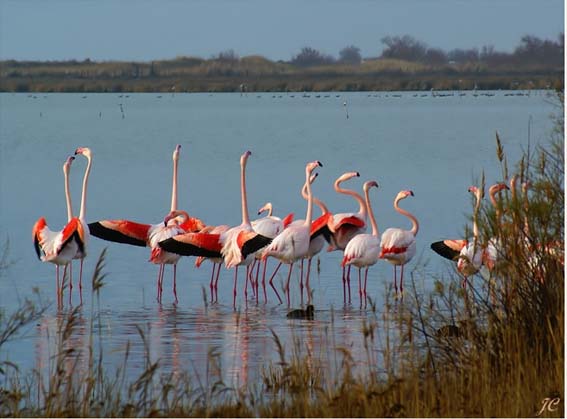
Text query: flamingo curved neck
241 159 250 226
266 203 273 217
64 169 73 222
365 188 379 236
302 180 328 214
472 190 481 239
395 197 418 236
304 167 313 227
171 155 179 211
489 188 503 220
79 154 92 220
335 179 366 218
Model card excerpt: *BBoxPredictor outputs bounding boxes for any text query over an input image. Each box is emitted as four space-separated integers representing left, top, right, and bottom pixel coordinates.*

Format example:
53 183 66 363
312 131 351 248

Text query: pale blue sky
0 0 563 61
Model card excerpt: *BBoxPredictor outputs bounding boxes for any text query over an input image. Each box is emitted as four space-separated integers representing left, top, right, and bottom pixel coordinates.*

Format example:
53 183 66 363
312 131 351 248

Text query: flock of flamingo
33 144 530 308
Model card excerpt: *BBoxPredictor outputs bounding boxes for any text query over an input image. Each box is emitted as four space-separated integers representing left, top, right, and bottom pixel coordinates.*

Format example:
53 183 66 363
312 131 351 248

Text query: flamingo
342 180 380 303
379 190 419 295
262 160 323 306
193 224 230 302
251 203 294 303
219 151 273 307
33 156 85 298
327 171 367 302
298 172 333 302
483 182 509 272
430 185 484 288
88 145 205 302
73 147 94 292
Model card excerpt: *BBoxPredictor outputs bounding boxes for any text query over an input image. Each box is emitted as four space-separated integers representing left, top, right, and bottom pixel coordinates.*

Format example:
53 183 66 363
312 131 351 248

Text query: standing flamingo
262 160 323 306
328 171 367 302
342 180 380 303
33 156 84 299
251 203 294 303
73 147 94 292
88 145 205 302
430 185 484 288
219 151 273 307
483 182 509 272
379 190 419 295
193 224 230 302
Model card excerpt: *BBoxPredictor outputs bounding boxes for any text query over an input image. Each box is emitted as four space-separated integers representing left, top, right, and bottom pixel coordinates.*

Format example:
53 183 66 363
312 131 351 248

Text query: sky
0 0 564 62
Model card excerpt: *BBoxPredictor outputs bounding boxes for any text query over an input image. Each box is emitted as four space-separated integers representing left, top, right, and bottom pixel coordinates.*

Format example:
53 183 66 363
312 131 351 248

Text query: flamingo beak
317 161 323 167
355 172 360 177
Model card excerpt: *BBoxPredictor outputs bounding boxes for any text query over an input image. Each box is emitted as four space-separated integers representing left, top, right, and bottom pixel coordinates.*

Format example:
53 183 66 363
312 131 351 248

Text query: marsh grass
0 96 564 417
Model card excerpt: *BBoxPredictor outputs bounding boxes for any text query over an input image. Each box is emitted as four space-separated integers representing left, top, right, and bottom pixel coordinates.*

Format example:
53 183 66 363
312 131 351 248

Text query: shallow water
0 90 557 386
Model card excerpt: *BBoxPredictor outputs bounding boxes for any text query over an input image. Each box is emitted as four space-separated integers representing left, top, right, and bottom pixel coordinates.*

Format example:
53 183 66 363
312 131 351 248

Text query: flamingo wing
430 239 467 261
330 213 366 233
159 232 222 258
33 217 83 260
88 220 151 247
282 213 294 228
179 216 206 233
237 231 273 258
311 212 333 241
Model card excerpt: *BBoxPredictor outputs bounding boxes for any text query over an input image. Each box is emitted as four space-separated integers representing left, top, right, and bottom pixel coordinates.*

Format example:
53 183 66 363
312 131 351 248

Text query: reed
0 96 563 417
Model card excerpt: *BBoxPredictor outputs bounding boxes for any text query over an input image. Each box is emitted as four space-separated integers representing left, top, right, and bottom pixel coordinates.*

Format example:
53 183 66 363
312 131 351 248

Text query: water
0 90 557 387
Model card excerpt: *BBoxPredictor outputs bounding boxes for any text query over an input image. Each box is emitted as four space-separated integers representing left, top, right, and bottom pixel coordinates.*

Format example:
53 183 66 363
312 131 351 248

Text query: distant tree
448 48 480 63
291 47 335 67
380 35 427 61
513 34 563 66
423 48 447 65
215 49 239 62
339 45 362 64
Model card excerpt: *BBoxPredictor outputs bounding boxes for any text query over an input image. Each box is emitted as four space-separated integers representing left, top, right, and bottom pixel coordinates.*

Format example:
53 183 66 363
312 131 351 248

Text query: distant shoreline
0 57 562 93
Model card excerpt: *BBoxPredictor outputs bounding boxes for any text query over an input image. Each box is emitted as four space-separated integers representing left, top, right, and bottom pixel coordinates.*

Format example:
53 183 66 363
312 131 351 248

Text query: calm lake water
0 90 557 386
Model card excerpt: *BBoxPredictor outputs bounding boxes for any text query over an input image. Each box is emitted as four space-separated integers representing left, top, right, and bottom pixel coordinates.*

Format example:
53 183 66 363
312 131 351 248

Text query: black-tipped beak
355 172 360 177
317 161 323 167
410 191 415 196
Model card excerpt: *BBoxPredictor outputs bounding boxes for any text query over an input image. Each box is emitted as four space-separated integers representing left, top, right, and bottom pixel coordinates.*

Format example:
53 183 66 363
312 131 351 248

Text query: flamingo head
396 190 414 201
489 182 509 195
163 210 186 226
306 160 323 174
240 150 252 166
172 144 181 161
63 156 75 174
309 172 319 185
74 147 92 159
335 171 359 186
363 180 379 192
257 202 273 216
521 180 531 193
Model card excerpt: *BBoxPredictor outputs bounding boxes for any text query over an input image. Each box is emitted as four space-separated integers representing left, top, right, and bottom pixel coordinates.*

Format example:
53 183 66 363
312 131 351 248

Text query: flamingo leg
254 259 261 304
358 267 362 299
233 266 238 308
342 266 347 304
244 265 250 300
400 264 404 295
209 263 216 302
215 263 222 302
347 265 352 303
173 264 178 304
364 267 369 302
268 261 283 304
261 260 268 304
157 264 164 302
299 259 304 305
69 262 73 292
393 265 398 295
79 259 84 291
305 258 312 304
285 263 294 307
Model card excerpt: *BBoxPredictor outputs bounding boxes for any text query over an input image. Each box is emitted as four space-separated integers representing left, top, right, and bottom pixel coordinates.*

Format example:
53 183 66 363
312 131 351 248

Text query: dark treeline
0 34 563 92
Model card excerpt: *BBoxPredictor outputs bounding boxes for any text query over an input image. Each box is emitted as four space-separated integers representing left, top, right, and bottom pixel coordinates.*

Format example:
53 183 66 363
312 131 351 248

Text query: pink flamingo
251 203 294 303
379 190 419 296
193 224 230 302
219 151 273 307
342 180 380 303
430 185 484 288
88 145 205 302
33 156 85 300
262 160 323 306
328 171 367 302
73 147 94 292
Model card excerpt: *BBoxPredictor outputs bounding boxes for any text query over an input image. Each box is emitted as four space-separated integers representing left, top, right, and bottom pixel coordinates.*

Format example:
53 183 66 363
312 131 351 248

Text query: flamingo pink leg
79 260 84 291
363 267 369 301
261 260 269 304
214 263 221 303
254 260 261 304
299 259 304 304
342 266 347 304
209 263 216 302
69 262 73 292
347 265 352 303
393 265 398 295
173 264 178 303
358 268 362 299
305 258 312 303
268 261 283 304
233 266 239 308
400 265 404 295
157 264 164 302
285 263 294 306
244 265 250 300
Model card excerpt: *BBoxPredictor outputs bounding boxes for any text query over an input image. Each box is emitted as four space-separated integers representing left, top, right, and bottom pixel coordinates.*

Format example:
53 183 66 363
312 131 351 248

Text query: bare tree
291 47 335 67
339 45 362 65
380 35 427 61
